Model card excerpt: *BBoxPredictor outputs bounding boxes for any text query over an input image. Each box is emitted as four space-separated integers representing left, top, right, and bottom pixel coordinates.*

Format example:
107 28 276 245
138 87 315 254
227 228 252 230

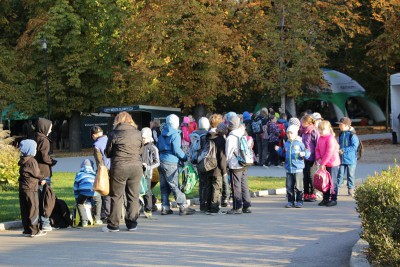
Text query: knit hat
216 122 228 135
19 139 37 157
141 127 154 143
288 117 301 127
198 117 210 130
243 111 251 121
166 114 180 129
228 115 240 130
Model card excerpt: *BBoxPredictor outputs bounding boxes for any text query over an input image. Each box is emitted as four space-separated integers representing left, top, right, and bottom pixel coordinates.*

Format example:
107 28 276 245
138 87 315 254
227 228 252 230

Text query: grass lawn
0 173 285 222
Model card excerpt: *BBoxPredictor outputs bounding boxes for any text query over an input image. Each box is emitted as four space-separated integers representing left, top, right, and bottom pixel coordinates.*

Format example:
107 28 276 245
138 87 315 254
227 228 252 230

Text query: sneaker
242 207 252 213
309 194 317 202
143 211 153 219
326 200 337 207
102 226 119 232
42 226 52 232
348 188 355 198
207 210 226 215
226 208 243 215
221 200 230 208
94 220 104 225
295 202 303 208
303 194 310 202
318 199 329 206
82 221 88 227
179 207 196 216
128 226 138 231
161 209 173 215
31 231 47 238
285 202 294 208
262 164 270 169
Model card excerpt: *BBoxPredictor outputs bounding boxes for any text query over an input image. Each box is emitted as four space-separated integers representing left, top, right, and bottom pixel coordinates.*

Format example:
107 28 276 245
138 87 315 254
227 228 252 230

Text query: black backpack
50 198 72 228
349 133 364 160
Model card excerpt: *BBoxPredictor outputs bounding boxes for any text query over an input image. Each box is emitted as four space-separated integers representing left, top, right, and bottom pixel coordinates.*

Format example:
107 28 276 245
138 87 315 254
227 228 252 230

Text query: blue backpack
189 132 207 164
233 135 254 167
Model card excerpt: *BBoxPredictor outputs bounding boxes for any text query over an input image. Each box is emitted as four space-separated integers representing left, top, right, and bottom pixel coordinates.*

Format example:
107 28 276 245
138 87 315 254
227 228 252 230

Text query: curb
0 187 287 231
350 238 370 267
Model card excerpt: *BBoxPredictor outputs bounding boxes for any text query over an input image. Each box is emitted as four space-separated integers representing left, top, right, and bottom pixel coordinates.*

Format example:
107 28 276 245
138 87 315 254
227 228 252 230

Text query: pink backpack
313 168 335 194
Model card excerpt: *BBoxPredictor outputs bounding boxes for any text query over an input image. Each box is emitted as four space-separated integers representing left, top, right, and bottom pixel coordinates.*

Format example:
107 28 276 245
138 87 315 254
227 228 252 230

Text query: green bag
139 175 148 196
179 164 199 194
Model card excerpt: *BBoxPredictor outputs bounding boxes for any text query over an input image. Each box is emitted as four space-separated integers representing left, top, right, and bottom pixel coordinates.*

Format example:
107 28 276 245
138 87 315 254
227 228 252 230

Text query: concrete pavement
0 195 360 267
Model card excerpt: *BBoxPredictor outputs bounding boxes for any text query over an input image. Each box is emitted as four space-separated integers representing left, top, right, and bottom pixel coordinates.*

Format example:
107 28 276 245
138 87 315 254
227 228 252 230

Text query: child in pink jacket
181 116 191 155
315 120 340 207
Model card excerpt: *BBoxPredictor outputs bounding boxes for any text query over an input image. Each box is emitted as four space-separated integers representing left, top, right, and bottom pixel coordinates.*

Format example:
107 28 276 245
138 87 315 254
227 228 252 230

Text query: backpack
277 122 286 139
179 163 199 194
197 138 217 172
189 132 207 164
313 168 335 194
251 119 263 134
233 135 254 167
40 184 56 218
349 133 363 160
50 198 72 228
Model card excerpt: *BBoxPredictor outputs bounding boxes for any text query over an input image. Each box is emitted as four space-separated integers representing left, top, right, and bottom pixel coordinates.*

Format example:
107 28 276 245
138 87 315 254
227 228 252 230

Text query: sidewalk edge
350 238 370 267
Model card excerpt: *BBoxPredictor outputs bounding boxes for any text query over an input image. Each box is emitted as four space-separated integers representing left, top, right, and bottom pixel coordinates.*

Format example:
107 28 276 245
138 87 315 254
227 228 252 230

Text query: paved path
0 195 359 267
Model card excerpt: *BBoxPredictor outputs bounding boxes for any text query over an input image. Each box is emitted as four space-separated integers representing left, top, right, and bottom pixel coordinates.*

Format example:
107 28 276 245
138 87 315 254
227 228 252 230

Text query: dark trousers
221 174 230 202
230 168 251 210
19 190 40 235
303 160 315 195
286 172 304 203
256 134 263 164
266 141 279 166
101 196 111 219
108 164 142 230
206 176 222 212
198 171 208 210
323 166 339 201
143 178 153 212
76 194 102 222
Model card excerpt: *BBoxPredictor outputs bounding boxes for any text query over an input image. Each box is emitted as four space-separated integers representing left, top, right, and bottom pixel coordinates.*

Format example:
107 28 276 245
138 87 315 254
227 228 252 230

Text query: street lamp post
42 37 51 120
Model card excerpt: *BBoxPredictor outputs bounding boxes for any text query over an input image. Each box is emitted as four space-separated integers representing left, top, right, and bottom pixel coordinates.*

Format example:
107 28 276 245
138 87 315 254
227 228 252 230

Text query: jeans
39 178 51 228
229 168 251 210
337 164 356 189
108 164 142 230
198 171 208 210
206 176 222 212
76 194 102 222
143 177 153 212
303 160 315 195
158 161 187 210
221 174 230 203
323 166 339 201
286 172 304 203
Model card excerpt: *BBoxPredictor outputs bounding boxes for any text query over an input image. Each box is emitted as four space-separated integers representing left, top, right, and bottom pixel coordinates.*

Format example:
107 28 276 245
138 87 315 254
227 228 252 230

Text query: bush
355 165 400 267
0 130 19 191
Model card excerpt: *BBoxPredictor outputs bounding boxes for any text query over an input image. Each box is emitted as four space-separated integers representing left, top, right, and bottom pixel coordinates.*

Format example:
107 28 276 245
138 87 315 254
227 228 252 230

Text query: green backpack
179 164 199 194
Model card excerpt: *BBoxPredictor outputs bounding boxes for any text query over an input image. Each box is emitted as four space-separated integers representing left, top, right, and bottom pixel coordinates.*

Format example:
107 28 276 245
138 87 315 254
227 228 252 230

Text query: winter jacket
73 161 99 199
299 124 319 162
338 129 359 165
226 127 246 170
181 117 191 144
188 120 198 134
277 137 310 173
142 142 160 179
315 134 340 167
93 135 110 170
152 126 161 145
105 123 143 168
34 118 54 178
18 156 44 191
158 125 187 163
208 132 227 177
267 121 280 143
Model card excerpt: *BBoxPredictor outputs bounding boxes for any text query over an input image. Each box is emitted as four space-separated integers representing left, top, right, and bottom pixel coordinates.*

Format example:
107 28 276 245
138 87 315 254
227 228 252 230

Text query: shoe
318 199 329 206
143 211 153 219
102 226 119 232
303 194 310 202
206 210 226 215
179 207 196 216
42 226 52 232
275 165 283 168
151 205 158 212
128 226 138 231
226 208 243 215
242 207 252 213
326 200 337 207
82 221 88 227
348 188 355 197
295 202 303 208
161 209 173 215
30 230 47 238
309 194 317 202
94 220 103 225
221 200 230 208
285 202 294 208
262 164 270 169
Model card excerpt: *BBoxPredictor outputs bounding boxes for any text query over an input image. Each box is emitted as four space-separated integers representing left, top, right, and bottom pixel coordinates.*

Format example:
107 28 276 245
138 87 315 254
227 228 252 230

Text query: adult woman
103 112 143 232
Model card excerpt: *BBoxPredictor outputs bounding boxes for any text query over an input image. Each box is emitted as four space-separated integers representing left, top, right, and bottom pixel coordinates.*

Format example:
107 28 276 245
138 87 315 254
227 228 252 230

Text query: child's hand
299 152 305 157
339 149 343 155
40 180 46 186
274 146 279 151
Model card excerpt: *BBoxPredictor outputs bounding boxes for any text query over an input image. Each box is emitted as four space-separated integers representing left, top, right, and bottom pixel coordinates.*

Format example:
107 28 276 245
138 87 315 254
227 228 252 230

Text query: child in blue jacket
276 125 310 208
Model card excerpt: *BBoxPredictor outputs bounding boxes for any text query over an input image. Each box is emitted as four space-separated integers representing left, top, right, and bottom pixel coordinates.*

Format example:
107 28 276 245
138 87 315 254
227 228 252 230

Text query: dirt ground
360 139 400 164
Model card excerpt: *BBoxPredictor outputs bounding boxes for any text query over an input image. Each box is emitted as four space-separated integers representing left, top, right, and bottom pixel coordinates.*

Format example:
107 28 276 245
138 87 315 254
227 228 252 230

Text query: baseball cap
336 117 352 126
312 112 322 120
90 126 103 135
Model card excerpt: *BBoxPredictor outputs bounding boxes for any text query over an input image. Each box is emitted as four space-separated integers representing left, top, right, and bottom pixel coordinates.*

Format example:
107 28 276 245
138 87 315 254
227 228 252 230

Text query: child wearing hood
18 139 47 237
180 116 191 156
276 125 310 208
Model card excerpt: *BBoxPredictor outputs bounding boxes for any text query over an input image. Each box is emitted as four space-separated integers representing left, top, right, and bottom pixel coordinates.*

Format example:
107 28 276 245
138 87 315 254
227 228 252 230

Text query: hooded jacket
34 118 54 178
338 128 359 165
157 125 187 163
19 141 44 191
277 137 310 173
208 131 227 177
299 124 319 162
315 134 340 167
73 160 99 199
226 127 246 170
181 116 191 144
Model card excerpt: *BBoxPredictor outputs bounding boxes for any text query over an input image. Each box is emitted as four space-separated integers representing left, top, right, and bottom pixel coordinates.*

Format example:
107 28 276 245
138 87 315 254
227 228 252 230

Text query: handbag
92 165 110 196
140 175 148 196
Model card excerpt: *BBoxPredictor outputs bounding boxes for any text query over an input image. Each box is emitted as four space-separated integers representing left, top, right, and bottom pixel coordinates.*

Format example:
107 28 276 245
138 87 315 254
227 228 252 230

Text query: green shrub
355 165 400 267
0 130 19 191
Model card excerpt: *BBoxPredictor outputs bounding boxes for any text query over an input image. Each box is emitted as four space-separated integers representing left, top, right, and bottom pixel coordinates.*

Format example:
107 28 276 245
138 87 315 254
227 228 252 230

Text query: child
180 117 191 156
315 120 341 207
18 139 47 237
74 159 103 226
265 114 281 167
276 125 310 208
141 127 160 218
336 117 359 197
300 114 319 202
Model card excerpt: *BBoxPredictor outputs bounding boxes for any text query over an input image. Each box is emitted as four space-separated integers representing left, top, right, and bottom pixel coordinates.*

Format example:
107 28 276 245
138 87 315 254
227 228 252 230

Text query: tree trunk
193 104 206 122
286 96 296 118
69 111 81 152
